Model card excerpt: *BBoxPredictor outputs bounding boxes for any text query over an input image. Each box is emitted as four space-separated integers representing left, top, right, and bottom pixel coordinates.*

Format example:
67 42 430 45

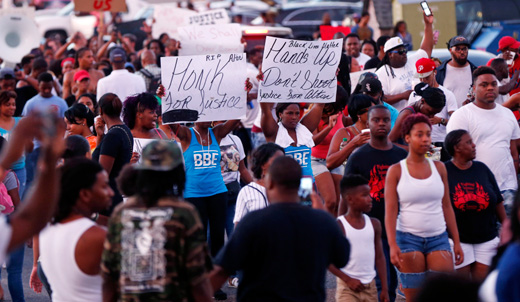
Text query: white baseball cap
384 37 406 53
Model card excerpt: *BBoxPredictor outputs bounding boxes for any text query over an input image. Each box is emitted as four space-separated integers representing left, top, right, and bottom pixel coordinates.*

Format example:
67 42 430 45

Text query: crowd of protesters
0 4 519 302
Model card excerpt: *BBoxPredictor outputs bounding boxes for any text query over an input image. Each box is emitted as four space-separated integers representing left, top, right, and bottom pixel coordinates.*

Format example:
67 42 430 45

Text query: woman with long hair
122 93 167 140
64 103 97 153
444 130 506 281
385 114 463 302
326 94 375 171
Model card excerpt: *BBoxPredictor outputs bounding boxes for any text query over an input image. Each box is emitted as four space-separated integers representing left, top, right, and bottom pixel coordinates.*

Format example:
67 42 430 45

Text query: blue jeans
12 168 26 199
396 231 451 254
375 237 397 302
1 245 25 302
23 148 40 199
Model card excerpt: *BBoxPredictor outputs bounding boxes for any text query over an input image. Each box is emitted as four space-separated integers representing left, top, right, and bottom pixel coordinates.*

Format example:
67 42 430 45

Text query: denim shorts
311 156 344 177
396 230 451 254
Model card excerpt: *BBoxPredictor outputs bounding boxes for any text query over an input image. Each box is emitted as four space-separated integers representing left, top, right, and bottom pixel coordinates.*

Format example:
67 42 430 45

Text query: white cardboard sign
152 5 197 39
184 8 230 26
178 23 244 56
161 54 247 124
133 138 155 163
258 37 343 103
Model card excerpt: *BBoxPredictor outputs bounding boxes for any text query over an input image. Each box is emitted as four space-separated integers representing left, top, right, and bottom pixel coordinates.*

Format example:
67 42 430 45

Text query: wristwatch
440 118 446 126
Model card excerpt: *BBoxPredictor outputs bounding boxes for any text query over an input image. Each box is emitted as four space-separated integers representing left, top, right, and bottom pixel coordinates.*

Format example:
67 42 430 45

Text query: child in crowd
330 174 389 302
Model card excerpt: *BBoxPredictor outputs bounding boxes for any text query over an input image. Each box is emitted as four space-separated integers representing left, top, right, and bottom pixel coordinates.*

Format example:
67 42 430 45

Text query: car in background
408 49 495 67
275 1 362 40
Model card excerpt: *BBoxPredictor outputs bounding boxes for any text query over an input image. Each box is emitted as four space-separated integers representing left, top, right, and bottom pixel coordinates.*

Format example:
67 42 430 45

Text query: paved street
1 247 338 302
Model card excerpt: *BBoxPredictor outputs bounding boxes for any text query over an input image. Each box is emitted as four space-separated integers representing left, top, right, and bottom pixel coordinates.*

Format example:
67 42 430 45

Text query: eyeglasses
451 46 468 52
389 49 407 55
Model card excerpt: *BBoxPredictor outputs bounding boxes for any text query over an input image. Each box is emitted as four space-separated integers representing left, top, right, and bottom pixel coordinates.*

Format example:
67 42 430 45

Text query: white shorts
449 237 499 269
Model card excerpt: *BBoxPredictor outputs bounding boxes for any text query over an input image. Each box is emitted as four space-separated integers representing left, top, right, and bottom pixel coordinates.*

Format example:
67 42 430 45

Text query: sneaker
214 288 227 301
227 277 239 288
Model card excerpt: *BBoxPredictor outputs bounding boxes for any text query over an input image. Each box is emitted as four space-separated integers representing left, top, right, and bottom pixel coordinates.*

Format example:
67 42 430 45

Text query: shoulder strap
154 128 163 139
110 125 132 153
248 184 268 207
140 68 154 79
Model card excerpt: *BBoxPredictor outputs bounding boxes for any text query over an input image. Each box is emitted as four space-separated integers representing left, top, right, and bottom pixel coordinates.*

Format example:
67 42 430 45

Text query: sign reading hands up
160 54 247 124
258 37 343 103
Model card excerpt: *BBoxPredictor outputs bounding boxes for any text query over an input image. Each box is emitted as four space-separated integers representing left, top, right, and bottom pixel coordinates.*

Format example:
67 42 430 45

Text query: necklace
352 123 362 134
193 127 210 153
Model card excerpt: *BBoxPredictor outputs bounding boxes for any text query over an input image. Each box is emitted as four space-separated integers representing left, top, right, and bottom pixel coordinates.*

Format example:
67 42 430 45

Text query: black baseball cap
448 36 470 48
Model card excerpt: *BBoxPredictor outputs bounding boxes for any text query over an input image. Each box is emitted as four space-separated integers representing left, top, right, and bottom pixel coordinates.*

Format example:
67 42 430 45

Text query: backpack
0 170 14 214
140 68 161 94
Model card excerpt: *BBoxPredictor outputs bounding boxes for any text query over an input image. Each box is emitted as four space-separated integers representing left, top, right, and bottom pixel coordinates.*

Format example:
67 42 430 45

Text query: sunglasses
389 49 407 55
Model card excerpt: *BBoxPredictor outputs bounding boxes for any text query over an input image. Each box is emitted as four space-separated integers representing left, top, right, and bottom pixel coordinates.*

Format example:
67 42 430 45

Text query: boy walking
331 174 389 302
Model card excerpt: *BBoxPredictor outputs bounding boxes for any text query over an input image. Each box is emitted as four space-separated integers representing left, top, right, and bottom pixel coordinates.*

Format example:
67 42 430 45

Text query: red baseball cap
414 58 436 78
61 57 74 68
498 36 520 51
73 70 90 82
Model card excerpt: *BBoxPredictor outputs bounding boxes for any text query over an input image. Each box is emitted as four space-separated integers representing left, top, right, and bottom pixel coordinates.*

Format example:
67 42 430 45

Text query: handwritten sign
74 0 127 12
258 37 342 103
184 9 230 26
161 53 247 124
152 5 197 39
319 26 351 41
178 24 243 56
133 138 155 163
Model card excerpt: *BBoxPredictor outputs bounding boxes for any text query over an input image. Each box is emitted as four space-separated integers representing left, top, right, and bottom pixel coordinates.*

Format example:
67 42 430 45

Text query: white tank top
39 218 103 302
396 158 446 237
338 214 376 284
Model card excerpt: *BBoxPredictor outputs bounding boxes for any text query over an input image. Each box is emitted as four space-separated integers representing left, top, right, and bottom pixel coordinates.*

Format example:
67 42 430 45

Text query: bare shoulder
81 225 107 242
433 160 447 175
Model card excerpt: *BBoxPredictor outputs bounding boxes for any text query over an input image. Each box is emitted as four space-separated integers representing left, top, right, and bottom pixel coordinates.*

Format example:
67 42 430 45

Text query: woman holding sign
260 101 324 179
157 84 242 299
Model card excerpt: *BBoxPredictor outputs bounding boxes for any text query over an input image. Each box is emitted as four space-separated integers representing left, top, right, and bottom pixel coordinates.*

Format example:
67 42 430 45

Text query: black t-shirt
216 202 349 302
345 143 407 238
445 161 503 244
92 124 133 213
364 57 381 70
14 86 38 117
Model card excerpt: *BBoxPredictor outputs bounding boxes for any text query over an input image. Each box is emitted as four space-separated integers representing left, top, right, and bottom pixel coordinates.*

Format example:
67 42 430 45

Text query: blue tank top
284 145 313 179
0 117 24 170
184 128 227 198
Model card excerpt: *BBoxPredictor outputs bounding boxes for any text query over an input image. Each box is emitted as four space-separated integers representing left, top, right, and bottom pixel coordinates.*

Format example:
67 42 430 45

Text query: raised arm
326 128 369 170
300 103 325 133
213 120 241 143
7 116 64 252
419 13 434 57
388 110 411 143
312 113 337 145
260 102 279 142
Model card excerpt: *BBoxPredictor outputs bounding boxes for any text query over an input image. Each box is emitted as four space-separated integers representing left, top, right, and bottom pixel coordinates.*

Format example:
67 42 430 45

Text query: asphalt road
1 247 338 302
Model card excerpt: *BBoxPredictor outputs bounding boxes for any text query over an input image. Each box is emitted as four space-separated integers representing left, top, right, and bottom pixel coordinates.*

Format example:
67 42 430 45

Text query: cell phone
299 178 313 207
420 1 432 16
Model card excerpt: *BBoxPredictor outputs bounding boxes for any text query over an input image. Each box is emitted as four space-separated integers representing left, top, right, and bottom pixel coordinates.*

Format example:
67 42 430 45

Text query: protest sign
152 5 197 39
320 26 351 41
258 37 342 103
178 23 243 56
161 53 247 124
184 9 230 26
133 138 155 163
74 0 127 12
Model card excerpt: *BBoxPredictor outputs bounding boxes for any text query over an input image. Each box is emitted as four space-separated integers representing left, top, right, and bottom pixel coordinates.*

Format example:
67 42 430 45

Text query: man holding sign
258 37 342 179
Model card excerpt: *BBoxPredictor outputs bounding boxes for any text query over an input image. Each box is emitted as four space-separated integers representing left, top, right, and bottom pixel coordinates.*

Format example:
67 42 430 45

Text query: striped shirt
233 182 268 224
